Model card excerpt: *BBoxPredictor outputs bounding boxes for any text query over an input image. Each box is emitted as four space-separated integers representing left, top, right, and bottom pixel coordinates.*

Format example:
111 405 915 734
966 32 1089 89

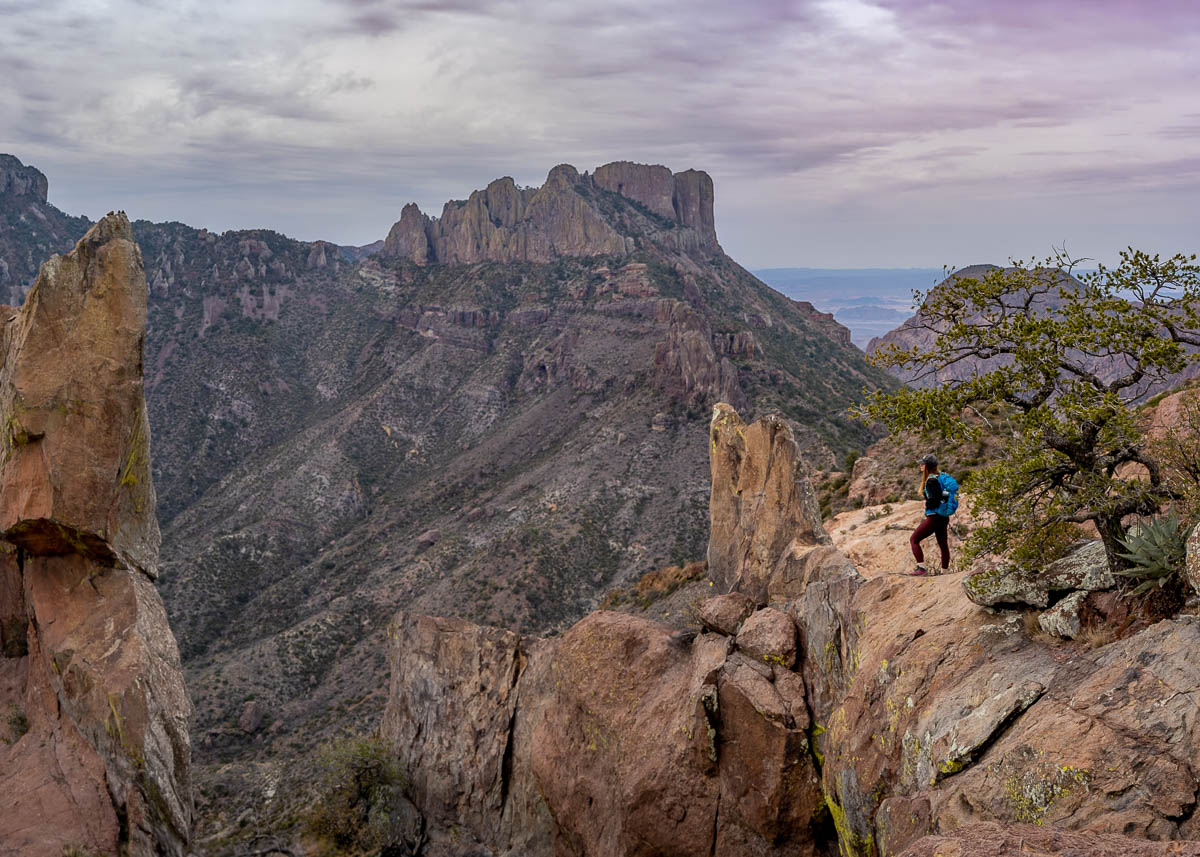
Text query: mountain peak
382 160 719 266
0 153 49 203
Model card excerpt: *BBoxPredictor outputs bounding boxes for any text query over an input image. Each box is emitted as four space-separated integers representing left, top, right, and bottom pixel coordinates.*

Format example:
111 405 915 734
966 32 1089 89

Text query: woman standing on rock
909 454 957 575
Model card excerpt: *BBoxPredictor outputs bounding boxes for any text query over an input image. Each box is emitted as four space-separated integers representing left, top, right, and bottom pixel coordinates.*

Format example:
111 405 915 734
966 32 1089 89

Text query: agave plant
1115 512 1190 596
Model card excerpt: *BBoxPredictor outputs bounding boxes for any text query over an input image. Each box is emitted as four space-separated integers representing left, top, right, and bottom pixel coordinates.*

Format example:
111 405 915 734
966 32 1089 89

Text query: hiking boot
907 566 928 576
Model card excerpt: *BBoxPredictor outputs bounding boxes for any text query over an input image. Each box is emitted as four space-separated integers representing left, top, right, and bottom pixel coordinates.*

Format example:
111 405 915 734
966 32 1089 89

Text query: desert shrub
61 847 101 857
1009 521 1080 571
864 504 893 522
4 704 28 744
303 732 406 853
1116 512 1190 595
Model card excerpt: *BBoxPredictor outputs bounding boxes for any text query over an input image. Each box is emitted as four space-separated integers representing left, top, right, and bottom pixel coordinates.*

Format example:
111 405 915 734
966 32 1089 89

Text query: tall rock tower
0 213 193 857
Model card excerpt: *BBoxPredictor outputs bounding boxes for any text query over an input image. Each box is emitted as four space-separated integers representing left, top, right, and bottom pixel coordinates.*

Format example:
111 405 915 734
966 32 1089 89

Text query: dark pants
911 514 950 569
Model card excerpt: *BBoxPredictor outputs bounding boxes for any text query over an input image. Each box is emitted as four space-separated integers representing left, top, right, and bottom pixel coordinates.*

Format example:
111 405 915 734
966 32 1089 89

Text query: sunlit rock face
0 213 193 857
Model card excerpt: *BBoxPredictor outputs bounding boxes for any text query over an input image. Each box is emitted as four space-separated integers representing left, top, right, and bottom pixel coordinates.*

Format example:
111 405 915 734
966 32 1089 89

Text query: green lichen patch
1003 764 1092 825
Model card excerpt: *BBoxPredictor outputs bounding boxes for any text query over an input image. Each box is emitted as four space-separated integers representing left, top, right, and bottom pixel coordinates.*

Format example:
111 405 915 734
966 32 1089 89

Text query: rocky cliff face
0 155 91 306
382 161 719 266
0 214 192 856
382 404 1200 857
0 154 49 200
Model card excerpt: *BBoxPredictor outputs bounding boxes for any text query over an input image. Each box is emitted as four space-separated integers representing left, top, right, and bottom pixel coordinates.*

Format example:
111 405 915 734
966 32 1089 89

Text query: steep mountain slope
1 156 896 843
142 164 893 764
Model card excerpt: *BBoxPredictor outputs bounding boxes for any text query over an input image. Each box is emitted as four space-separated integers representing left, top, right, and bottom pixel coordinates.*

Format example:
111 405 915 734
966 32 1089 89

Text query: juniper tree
857 249 1200 571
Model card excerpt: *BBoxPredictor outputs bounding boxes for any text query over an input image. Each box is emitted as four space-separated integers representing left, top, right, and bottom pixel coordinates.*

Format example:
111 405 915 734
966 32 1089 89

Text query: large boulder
963 539 1113 608
531 612 726 857
386 608 826 857
380 612 555 857
735 606 797 669
696 592 756 636
0 214 192 857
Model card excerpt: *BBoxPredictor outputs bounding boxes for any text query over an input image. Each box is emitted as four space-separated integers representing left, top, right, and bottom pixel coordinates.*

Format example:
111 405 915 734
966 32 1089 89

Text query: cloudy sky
2 0 1198 267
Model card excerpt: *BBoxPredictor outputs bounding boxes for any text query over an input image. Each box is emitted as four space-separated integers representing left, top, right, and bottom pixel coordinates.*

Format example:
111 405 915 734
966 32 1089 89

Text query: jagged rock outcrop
708 403 847 604
593 161 677 219
381 161 720 266
592 161 719 250
384 403 1200 857
0 154 49 201
0 214 192 857
382 202 433 264
654 302 747 407
383 606 828 857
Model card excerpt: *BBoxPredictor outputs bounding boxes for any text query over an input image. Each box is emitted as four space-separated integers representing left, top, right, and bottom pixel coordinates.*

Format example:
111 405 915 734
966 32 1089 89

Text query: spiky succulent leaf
1116 513 1189 591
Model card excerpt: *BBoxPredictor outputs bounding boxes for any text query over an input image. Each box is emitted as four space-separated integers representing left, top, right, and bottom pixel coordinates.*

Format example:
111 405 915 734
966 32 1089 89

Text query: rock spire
0 213 193 857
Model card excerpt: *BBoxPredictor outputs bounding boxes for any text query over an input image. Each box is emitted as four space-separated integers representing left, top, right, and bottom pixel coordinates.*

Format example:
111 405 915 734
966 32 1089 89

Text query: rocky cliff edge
381 403 1200 857
0 213 193 857
382 161 719 265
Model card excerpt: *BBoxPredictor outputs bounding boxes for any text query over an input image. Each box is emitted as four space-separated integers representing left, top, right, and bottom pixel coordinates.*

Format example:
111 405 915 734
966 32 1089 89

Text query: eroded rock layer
382 161 719 266
0 214 192 857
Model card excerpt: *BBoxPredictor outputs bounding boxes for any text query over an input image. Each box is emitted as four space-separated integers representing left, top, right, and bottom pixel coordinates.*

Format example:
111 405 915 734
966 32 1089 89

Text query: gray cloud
1 0 1197 266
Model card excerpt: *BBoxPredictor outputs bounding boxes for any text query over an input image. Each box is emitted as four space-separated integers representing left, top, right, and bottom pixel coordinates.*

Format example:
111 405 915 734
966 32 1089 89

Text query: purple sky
2 0 1198 267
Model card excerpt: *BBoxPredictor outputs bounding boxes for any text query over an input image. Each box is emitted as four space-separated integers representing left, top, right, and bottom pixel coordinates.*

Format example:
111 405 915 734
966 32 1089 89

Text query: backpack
935 472 959 517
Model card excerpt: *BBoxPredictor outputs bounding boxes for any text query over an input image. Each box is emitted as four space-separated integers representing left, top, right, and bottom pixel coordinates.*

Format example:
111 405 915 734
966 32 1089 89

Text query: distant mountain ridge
753 266 944 347
382 161 719 264
867 264 1200 397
